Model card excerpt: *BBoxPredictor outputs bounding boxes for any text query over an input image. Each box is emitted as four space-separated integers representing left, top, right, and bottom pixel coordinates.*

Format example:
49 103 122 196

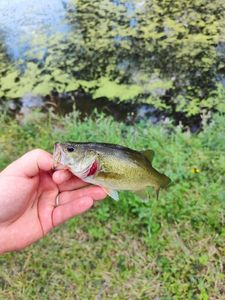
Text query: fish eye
66 146 75 152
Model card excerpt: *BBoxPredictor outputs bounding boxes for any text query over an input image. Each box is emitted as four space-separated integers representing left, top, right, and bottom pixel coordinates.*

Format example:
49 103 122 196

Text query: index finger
52 170 73 185
58 176 89 192
52 170 89 191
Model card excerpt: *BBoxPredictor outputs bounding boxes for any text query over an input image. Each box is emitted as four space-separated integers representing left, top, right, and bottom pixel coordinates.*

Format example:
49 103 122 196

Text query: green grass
0 110 224 299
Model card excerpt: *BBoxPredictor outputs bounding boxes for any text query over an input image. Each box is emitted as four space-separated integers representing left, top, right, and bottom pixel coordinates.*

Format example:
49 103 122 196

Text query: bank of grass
0 110 224 299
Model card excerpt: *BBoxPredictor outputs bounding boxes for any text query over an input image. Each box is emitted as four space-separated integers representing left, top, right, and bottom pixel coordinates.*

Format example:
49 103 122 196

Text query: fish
53 142 171 201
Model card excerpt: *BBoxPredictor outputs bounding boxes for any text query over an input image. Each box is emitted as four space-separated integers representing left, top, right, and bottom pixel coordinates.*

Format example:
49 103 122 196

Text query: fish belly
85 171 150 191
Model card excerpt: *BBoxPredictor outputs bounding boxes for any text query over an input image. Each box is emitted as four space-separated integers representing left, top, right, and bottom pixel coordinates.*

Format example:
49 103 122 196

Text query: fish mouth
53 142 65 170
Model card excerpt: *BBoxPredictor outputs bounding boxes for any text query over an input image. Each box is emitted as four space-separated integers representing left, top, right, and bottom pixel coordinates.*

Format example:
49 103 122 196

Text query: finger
2 149 53 177
57 176 89 192
52 196 93 227
52 169 73 185
58 186 107 205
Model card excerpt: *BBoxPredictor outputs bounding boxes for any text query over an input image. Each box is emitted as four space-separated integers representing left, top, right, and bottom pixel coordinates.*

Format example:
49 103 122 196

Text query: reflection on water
0 0 70 61
0 0 137 63
0 0 223 126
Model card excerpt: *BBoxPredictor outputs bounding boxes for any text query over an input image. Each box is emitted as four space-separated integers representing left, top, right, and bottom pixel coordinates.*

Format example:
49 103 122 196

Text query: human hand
0 149 106 253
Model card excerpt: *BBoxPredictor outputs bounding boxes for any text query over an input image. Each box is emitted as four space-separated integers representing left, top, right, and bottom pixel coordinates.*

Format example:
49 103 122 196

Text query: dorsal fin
141 150 155 163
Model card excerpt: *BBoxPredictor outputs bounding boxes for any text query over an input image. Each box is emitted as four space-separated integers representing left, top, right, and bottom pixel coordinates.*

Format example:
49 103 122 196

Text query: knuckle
31 148 46 157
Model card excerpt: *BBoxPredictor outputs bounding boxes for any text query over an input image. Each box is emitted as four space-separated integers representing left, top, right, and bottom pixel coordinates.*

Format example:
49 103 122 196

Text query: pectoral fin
103 188 119 201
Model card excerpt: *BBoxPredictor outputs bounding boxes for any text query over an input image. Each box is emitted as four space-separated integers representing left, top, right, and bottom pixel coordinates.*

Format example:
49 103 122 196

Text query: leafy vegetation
0 110 224 299
0 0 225 118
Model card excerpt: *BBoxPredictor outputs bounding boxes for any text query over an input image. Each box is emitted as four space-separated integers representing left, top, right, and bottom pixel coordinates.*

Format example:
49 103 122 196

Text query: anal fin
134 189 149 202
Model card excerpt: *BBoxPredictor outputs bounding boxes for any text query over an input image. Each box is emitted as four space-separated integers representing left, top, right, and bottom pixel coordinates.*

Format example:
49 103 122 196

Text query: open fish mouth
53 142 64 170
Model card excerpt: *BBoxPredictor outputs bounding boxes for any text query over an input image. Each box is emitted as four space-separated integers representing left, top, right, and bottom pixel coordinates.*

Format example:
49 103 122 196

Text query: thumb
2 149 53 177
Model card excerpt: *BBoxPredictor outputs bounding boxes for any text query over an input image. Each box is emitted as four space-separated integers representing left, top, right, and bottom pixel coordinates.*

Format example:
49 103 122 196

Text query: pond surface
0 0 164 129
0 0 70 61
0 0 223 130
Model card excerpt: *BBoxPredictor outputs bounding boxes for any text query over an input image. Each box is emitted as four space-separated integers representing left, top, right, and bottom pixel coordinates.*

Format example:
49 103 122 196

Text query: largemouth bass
53 142 171 200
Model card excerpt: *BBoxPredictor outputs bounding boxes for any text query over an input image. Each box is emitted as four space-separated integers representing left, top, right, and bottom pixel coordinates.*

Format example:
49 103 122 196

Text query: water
0 0 219 130
0 0 137 63
0 0 70 61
